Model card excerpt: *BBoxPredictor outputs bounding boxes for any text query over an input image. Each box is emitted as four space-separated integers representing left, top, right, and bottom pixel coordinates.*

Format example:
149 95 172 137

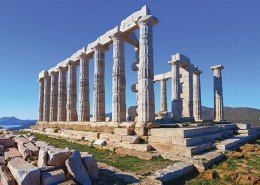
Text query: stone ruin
32 5 260 183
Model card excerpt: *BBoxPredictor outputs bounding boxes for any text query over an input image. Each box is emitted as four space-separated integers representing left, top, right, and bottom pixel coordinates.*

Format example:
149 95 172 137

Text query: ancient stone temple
37 6 222 135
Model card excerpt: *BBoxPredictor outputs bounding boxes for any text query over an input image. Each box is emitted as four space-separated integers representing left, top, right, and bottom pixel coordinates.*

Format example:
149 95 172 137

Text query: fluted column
160 79 167 112
137 16 158 125
57 67 67 121
79 55 90 122
67 61 78 121
93 44 106 122
111 32 126 122
211 65 224 122
43 71 50 122
38 78 44 121
49 71 58 122
193 69 202 121
168 60 181 121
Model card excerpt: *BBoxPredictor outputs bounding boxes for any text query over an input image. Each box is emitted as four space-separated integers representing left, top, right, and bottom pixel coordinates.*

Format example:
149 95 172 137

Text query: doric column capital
92 43 109 52
67 60 77 67
78 54 91 61
211 64 224 71
194 69 202 76
168 60 180 66
42 70 49 78
57 66 67 72
137 15 159 26
110 31 126 41
49 70 58 76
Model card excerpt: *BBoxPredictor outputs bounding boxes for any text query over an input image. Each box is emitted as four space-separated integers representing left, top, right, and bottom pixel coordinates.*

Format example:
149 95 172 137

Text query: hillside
202 106 260 125
0 117 37 130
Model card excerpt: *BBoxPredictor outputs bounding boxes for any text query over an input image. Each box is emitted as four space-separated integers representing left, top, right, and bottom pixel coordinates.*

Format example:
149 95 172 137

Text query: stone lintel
170 53 190 66
38 70 48 80
153 71 171 82
211 64 224 71
137 15 159 26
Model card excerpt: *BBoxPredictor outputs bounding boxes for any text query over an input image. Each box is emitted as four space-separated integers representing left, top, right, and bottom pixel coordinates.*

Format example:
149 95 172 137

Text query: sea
0 125 21 129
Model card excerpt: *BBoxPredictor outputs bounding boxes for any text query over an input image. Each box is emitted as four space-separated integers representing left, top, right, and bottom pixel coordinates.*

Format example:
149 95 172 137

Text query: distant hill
0 117 37 130
202 106 260 125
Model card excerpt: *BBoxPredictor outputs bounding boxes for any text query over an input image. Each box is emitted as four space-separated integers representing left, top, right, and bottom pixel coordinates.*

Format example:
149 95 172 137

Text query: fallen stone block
24 142 39 156
93 139 106 146
15 137 30 146
81 153 99 180
17 143 32 160
122 135 139 144
35 141 47 148
235 123 251 130
4 147 22 161
0 144 4 155
118 143 153 151
47 148 71 168
65 150 91 185
41 168 66 185
37 147 48 167
28 136 36 143
0 165 16 185
0 138 15 148
7 157 40 185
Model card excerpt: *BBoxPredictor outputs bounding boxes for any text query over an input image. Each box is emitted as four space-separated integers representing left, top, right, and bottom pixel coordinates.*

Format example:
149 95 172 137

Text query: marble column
168 60 181 121
38 78 44 122
93 44 106 122
211 65 224 122
49 71 58 122
43 71 50 122
66 61 78 121
193 69 202 121
57 67 67 121
111 32 126 122
79 55 90 122
160 79 167 112
137 16 157 124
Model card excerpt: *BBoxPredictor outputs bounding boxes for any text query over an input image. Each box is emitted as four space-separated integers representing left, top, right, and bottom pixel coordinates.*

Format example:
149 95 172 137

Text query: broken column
136 14 158 127
67 61 78 121
49 71 58 122
93 43 106 122
193 69 202 121
79 54 90 122
57 66 67 121
211 65 224 122
160 79 167 112
38 77 44 122
43 71 50 122
111 32 126 122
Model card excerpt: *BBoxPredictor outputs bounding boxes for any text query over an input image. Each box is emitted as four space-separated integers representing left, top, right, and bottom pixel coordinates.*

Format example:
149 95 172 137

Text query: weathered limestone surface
41 169 66 185
65 150 91 185
211 65 224 122
8 157 40 185
93 44 106 122
15 137 30 146
0 138 14 148
79 55 90 122
0 156 5 166
43 71 50 122
67 61 78 121
81 153 99 180
37 147 48 167
111 32 126 122
193 69 202 121
38 78 44 122
160 79 167 112
17 143 32 160
0 165 16 185
4 147 22 160
24 142 39 156
47 148 71 168
57 67 67 121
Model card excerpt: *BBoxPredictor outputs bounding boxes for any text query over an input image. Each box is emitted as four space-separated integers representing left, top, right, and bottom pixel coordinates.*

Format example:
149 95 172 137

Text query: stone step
155 162 193 182
150 126 224 138
216 132 259 151
41 168 66 185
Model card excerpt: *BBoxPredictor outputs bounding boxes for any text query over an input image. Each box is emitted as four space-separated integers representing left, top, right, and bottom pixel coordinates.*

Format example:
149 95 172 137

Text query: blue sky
0 0 259 119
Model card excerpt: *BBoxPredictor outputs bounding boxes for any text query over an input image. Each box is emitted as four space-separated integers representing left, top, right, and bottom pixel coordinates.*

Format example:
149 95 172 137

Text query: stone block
99 133 109 140
41 169 66 185
7 157 40 185
58 180 77 185
0 165 16 185
4 147 22 161
37 147 48 167
81 153 99 180
109 134 123 142
148 136 172 144
0 156 5 166
24 142 39 156
65 150 91 185
119 122 135 129
121 135 139 144
114 128 134 135
28 136 36 143
15 137 30 146
0 144 4 155
47 148 71 168
118 143 153 151
35 141 47 148
235 123 251 130
0 138 14 148
149 142 174 153
17 143 32 160
93 139 106 146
